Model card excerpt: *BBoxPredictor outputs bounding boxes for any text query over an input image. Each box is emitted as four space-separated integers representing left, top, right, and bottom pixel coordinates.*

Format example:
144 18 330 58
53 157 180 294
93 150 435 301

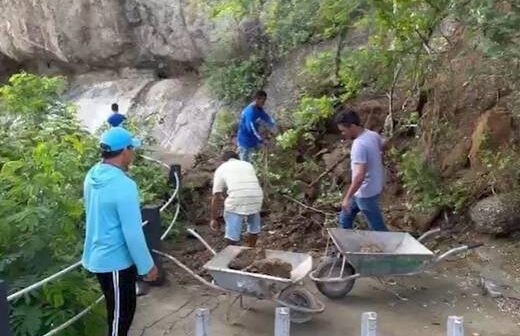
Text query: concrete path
130 261 519 336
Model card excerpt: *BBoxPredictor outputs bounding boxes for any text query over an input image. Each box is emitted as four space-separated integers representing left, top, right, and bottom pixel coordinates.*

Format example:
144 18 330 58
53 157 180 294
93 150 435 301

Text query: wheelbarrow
309 228 483 299
154 229 325 324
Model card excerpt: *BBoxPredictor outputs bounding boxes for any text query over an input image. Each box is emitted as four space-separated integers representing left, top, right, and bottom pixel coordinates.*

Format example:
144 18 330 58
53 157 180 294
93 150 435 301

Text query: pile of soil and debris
248 258 292 279
228 248 266 270
228 248 292 279
359 243 384 253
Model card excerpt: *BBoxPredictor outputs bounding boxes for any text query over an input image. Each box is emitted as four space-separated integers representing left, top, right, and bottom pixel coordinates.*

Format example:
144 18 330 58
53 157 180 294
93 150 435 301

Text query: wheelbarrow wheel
314 258 356 299
277 287 317 324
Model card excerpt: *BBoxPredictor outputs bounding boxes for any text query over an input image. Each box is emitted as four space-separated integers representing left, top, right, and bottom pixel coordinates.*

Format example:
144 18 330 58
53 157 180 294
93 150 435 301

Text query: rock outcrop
69 71 220 166
0 0 218 73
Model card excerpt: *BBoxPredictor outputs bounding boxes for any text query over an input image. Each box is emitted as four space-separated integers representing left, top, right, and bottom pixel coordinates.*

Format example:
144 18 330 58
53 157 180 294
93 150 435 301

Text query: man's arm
342 163 367 208
342 143 368 209
116 181 155 276
210 193 224 231
210 169 226 231
259 110 278 133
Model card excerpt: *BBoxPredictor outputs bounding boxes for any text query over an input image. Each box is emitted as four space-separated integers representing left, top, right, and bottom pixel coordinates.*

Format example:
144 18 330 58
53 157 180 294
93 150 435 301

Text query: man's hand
210 219 220 232
341 197 352 211
144 265 159 282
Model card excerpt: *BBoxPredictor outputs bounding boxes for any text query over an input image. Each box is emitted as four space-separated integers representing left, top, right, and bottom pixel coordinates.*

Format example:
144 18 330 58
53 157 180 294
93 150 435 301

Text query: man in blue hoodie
237 90 277 162
82 127 158 336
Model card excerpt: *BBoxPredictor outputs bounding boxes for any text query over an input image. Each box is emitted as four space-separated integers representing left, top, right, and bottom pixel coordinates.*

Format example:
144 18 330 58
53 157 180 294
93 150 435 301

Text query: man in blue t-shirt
107 103 127 127
236 90 277 162
336 109 387 231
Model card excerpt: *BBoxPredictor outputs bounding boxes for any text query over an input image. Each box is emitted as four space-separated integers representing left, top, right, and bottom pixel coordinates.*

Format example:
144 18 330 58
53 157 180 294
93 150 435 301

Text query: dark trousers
96 266 137 336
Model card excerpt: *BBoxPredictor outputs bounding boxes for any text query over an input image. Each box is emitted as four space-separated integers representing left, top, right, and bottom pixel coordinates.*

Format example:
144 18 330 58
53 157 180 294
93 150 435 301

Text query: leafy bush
454 0 520 59
277 96 335 149
397 149 471 212
203 56 266 105
208 109 238 151
0 73 172 336
298 52 337 96
265 0 320 56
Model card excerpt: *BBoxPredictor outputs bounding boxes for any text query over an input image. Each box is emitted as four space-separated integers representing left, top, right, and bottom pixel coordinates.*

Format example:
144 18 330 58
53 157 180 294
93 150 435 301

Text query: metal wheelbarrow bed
203 246 313 299
328 229 434 276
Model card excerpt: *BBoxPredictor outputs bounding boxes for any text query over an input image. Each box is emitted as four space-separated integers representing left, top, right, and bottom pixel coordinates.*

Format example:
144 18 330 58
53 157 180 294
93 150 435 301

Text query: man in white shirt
210 151 264 247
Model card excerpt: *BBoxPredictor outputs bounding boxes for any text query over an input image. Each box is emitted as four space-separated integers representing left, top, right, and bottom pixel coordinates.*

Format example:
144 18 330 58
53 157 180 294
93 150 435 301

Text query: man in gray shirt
336 109 387 231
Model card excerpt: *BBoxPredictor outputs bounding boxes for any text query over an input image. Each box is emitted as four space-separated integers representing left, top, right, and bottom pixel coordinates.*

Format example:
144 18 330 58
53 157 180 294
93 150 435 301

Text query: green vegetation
203 56 267 105
277 96 335 150
0 73 173 336
208 109 237 150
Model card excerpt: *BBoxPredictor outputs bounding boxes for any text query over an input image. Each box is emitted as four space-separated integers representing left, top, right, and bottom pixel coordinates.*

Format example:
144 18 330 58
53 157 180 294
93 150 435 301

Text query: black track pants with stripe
96 266 137 336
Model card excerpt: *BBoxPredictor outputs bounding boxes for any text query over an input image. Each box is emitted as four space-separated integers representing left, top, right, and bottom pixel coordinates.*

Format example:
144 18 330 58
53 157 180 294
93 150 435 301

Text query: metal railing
1 157 181 336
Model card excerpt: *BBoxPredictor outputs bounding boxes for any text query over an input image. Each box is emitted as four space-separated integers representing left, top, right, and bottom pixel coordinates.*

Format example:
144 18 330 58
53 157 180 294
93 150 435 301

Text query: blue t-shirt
237 104 276 148
107 113 126 127
351 129 385 198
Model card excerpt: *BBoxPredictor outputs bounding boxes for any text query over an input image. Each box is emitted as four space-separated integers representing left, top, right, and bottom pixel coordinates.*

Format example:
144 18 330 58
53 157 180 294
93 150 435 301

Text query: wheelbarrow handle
417 227 441 243
467 242 484 250
308 269 361 283
433 242 483 264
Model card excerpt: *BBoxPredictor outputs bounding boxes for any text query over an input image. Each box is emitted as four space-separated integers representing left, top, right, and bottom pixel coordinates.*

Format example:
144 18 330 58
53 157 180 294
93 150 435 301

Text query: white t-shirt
212 159 264 215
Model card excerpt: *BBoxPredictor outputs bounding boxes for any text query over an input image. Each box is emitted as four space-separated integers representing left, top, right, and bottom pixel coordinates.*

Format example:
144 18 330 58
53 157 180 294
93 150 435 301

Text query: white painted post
361 312 377 336
195 308 210 336
274 307 291 336
447 316 464 336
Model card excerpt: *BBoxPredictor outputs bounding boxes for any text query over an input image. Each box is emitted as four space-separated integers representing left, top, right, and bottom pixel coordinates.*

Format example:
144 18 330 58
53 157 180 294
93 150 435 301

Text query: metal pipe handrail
7 261 82 302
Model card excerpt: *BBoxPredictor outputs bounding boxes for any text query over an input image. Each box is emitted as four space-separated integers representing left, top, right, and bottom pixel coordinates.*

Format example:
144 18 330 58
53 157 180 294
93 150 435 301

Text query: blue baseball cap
100 127 142 152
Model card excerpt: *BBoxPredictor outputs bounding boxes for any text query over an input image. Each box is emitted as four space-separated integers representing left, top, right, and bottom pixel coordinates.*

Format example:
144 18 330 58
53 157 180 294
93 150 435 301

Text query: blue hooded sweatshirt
82 163 153 276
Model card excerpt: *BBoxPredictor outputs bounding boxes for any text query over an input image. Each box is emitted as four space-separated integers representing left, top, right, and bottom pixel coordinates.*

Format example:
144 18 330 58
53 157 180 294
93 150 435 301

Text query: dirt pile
248 258 292 279
228 248 266 270
228 248 293 279
359 243 384 253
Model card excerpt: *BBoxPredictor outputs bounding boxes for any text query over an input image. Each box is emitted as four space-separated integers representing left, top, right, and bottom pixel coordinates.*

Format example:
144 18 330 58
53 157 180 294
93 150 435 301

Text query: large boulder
470 193 520 235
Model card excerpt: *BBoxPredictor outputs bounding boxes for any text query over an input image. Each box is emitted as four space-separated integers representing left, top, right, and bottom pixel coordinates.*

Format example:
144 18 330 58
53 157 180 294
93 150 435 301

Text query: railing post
274 307 290 336
447 316 464 336
169 164 181 189
195 308 210 336
361 312 377 336
142 205 164 286
0 280 12 336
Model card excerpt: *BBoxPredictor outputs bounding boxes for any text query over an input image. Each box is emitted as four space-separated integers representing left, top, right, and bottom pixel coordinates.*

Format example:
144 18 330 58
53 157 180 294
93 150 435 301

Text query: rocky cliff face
0 0 229 165
0 0 219 74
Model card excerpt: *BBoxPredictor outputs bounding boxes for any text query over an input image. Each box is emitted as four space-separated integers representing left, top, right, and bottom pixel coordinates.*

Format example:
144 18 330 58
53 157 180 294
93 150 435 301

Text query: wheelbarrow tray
203 246 313 299
328 229 434 276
